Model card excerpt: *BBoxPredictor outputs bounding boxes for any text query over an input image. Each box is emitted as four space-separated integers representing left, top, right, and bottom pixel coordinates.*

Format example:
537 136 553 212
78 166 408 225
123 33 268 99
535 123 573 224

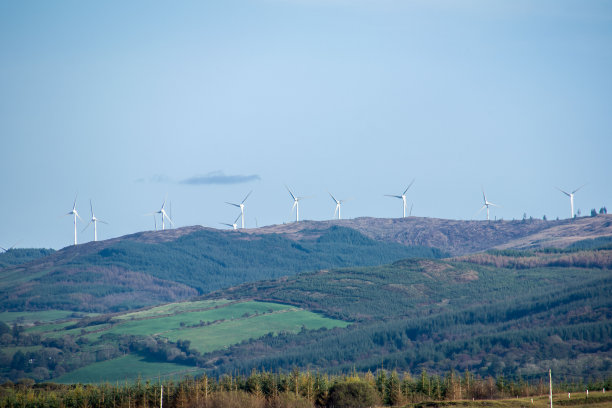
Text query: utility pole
549 369 553 408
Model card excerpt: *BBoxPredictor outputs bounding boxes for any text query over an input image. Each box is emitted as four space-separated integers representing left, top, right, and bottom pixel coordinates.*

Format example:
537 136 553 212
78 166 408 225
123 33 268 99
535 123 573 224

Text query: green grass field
115 299 232 320
163 308 350 353
54 354 204 384
11 299 349 383
0 310 79 324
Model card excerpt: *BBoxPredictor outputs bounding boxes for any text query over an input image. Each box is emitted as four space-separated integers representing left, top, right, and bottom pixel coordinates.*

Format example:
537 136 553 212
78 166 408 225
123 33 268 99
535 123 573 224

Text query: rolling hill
0 225 444 312
2 215 611 314
2 240 609 384
198 244 612 379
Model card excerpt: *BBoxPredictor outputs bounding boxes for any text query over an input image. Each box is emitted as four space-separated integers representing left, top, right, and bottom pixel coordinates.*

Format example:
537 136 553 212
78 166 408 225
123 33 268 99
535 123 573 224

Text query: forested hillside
200 246 612 379
0 226 444 312
0 248 55 269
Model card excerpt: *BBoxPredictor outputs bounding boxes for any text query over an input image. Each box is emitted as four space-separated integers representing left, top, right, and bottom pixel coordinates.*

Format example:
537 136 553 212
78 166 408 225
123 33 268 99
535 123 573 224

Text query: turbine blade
292 201 297 211
82 221 93 232
90 200 94 217
72 194 78 210
234 213 242 223
385 195 402 199
98 220 109 225
329 192 338 203
572 183 587 194
403 179 415 195
285 185 296 201
75 211 82 221
225 202 240 208
556 187 571 197
242 190 253 204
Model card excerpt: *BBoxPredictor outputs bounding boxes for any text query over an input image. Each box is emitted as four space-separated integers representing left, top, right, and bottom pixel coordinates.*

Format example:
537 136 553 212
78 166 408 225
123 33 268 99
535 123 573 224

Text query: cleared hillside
248 215 612 255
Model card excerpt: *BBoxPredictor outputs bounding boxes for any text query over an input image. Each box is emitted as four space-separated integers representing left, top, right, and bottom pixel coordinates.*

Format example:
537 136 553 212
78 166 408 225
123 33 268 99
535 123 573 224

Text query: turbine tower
385 179 415 218
220 213 242 230
286 186 307 222
476 189 499 221
557 184 586 219
225 190 252 229
329 192 348 220
147 197 174 230
64 195 82 245
83 200 108 242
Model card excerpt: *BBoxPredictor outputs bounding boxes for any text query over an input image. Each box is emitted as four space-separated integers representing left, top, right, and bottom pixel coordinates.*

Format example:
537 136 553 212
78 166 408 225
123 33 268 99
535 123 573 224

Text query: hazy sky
1 0 611 249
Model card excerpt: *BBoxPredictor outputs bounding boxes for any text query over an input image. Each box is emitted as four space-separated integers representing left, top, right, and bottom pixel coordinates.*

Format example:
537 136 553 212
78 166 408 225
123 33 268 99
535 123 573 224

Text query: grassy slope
54 354 204 384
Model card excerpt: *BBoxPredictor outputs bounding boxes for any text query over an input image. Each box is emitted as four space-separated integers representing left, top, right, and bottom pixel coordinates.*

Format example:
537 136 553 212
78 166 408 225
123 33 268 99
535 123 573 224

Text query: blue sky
1 0 611 249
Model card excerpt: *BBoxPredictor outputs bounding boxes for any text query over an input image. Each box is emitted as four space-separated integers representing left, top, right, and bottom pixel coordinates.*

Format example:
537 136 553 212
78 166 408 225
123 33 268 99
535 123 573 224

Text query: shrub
326 380 380 408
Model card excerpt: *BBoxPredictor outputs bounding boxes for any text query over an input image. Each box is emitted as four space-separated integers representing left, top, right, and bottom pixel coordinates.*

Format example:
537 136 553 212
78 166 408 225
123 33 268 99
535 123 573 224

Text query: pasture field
53 354 204 384
91 301 294 341
163 308 350 353
6 299 349 383
0 310 78 324
114 299 232 320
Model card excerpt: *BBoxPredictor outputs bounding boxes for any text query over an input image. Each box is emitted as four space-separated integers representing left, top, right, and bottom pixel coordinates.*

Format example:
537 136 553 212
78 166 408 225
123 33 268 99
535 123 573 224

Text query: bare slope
247 215 612 255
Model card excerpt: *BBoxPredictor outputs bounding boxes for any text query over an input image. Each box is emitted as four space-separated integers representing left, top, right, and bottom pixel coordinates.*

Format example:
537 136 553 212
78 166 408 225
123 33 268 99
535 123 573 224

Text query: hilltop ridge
247 215 612 255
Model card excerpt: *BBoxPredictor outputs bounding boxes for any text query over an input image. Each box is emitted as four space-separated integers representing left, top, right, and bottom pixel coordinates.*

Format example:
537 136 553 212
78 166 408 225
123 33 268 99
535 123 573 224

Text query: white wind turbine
82 200 108 242
286 186 308 222
64 195 83 245
476 189 499 221
64 195 82 246
557 184 586 219
220 213 242 230
147 197 174 230
329 192 349 220
225 190 252 229
385 179 415 218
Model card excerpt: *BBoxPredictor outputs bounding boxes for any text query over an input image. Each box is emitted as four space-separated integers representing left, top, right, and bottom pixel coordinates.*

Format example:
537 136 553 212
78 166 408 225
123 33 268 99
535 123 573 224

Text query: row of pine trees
0 368 609 408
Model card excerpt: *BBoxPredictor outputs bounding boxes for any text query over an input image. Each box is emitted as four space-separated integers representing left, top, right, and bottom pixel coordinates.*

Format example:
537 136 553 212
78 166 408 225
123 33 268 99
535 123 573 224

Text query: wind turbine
82 200 108 242
557 184 586 219
286 186 308 222
476 189 499 221
220 213 242 230
147 197 174 230
329 192 349 220
64 195 82 245
385 179 415 218
225 190 252 229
